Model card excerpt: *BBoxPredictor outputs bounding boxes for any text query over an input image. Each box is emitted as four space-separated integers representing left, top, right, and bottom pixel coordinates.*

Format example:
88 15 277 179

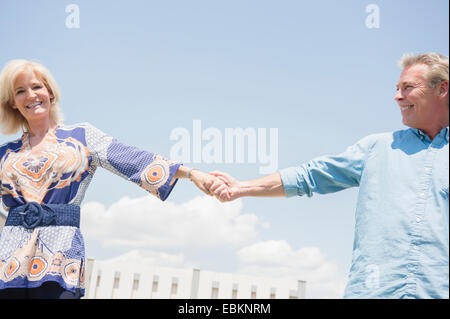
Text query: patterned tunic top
0 123 181 295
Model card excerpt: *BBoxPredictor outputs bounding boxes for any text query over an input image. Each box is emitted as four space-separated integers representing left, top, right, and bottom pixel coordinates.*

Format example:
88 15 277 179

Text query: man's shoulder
353 129 413 152
363 128 410 143
356 130 394 145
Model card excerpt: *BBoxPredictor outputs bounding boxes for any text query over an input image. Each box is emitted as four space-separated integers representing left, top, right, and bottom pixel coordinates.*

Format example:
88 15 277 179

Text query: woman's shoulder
58 122 95 130
56 122 102 135
0 136 23 155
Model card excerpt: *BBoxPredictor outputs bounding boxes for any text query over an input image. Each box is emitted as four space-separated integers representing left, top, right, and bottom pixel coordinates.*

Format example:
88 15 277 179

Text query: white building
84 257 306 299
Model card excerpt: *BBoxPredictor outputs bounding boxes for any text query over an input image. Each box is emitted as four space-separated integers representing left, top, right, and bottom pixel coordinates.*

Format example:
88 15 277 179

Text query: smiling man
207 53 449 298
395 58 449 140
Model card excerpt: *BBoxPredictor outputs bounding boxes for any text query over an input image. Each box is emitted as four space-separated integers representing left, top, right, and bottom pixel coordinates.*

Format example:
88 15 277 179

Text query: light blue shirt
279 127 449 299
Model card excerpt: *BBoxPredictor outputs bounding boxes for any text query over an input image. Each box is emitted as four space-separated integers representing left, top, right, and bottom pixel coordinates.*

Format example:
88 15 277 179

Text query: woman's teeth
26 102 42 109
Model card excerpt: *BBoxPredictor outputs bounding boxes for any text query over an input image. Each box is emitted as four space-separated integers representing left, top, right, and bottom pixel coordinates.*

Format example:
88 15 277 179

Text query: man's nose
394 89 403 101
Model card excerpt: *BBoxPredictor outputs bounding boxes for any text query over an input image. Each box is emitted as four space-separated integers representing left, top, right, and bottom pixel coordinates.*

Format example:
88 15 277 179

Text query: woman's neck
27 118 57 137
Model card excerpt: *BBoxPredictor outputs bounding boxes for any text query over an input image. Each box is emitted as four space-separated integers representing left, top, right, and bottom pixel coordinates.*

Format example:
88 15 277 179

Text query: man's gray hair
398 52 449 88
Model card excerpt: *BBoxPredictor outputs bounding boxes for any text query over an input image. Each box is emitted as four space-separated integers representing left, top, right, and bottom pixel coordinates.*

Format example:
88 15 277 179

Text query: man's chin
401 117 415 128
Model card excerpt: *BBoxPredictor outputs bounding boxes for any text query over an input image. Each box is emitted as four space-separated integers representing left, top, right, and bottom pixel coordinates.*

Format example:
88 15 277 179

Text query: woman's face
12 69 54 125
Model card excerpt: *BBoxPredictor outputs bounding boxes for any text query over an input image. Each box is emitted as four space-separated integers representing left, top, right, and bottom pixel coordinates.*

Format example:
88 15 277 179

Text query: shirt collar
411 128 430 142
410 127 449 143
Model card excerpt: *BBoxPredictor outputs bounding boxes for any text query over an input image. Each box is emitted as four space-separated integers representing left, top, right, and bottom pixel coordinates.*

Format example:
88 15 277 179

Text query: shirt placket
405 133 438 297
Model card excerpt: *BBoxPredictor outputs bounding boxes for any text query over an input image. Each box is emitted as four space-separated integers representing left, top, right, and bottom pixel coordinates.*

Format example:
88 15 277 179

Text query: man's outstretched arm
207 171 285 202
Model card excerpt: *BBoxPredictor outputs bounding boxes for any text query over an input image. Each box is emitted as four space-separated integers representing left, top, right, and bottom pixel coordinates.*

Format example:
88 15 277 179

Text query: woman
0 59 223 299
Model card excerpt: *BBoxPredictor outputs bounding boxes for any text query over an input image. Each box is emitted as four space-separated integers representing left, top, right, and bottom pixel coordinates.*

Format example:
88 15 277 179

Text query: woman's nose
26 88 37 99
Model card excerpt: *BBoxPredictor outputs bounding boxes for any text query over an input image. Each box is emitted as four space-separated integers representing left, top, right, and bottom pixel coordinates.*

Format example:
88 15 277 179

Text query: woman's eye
15 90 24 95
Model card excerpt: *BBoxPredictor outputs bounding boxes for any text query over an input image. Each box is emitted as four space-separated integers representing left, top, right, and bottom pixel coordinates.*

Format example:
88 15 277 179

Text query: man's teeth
401 105 414 111
26 102 42 109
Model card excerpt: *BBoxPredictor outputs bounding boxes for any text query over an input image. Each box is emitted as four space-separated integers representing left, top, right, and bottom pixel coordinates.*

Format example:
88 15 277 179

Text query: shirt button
425 168 431 173
416 217 421 223
419 192 425 198
413 245 418 250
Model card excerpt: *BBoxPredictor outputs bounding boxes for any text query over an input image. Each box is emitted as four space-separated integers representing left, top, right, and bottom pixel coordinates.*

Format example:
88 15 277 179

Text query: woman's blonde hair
0 59 63 135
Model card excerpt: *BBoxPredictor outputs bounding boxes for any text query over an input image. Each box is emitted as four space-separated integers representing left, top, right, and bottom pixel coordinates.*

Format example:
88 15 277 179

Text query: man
206 53 449 298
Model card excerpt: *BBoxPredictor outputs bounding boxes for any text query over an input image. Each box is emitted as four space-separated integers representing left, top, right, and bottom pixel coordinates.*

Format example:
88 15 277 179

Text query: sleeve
279 134 376 198
83 123 182 201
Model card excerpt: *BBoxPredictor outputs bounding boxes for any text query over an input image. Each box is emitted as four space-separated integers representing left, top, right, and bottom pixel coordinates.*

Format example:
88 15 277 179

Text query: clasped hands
189 169 240 202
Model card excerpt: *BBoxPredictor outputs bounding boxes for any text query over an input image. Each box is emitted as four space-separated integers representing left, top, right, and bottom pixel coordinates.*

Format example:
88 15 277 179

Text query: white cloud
236 240 347 298
81 195 265 250
96 249 186 269
81 195 346 298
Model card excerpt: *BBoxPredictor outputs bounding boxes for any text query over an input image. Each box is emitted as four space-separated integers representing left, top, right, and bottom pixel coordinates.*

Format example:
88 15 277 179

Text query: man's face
395 64 441 134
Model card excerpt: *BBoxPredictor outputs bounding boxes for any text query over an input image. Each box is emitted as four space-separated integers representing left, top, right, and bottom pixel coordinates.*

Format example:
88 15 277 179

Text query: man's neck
422 123 448 141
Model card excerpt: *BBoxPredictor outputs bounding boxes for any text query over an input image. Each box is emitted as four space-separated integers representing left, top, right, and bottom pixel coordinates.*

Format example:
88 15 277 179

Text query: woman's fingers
208 171 235 184
208 178 226 193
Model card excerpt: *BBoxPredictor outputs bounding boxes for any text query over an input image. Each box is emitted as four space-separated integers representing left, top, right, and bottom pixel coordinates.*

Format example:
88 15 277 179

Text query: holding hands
186 168 220 196
188 169 240 201
178 166 240 201
206 171 241 202
182 166 284 202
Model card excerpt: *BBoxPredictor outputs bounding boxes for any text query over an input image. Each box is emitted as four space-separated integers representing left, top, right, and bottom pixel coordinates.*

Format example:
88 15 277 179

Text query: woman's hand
207 171 241 202
189 169 227 196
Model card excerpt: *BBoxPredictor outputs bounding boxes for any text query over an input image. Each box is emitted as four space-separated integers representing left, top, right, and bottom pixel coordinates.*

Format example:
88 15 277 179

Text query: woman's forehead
14 69 43 87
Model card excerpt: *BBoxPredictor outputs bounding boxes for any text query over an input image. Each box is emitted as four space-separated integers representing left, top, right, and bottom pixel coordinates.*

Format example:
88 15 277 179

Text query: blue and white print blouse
0 123 181 295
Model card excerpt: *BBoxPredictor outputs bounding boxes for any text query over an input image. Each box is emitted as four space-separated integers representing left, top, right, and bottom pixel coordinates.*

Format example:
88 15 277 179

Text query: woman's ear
49 91 55 104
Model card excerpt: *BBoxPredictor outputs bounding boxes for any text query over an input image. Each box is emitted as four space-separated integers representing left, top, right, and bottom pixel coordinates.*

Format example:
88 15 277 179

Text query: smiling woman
0 59 225 299
0 60 63 136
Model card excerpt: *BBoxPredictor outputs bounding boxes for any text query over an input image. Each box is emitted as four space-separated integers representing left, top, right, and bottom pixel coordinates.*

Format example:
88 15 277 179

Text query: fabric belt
5 202 80 229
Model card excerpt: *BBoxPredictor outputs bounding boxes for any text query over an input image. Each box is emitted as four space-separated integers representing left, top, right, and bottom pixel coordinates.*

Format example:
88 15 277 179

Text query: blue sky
0 0 448 297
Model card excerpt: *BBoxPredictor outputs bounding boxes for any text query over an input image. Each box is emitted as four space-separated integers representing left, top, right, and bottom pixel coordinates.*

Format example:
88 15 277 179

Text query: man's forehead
396 79 420 87
397 65 427 86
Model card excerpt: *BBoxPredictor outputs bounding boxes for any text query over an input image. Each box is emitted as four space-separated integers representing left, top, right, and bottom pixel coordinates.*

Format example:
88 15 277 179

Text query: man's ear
439 80 448 97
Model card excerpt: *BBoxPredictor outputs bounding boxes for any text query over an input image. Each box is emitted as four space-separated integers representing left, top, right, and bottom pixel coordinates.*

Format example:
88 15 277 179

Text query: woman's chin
24 110 51 123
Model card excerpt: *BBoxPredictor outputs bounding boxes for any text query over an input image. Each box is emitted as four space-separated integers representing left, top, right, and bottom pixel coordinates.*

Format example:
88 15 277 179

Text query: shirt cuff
279 167 304 197
158 162 182 201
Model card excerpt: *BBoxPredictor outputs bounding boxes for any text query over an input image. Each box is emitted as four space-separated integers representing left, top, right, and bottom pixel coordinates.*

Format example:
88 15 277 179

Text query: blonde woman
0 59 222 299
